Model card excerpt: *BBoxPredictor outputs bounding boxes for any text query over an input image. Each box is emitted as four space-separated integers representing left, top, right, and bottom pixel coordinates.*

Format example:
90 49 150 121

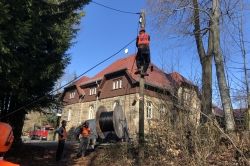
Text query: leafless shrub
92 143 135 166
93 116 249 166
93 79 249 165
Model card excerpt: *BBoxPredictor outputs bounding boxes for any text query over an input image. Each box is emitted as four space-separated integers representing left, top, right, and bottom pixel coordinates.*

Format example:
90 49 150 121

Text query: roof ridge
69 54 195 91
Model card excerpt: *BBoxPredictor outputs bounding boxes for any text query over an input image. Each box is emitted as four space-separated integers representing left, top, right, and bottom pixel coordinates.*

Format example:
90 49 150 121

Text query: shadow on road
5 141 98 166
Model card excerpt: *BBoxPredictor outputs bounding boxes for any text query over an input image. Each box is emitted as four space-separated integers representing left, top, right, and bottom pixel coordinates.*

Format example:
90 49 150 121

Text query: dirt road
6 141 99 166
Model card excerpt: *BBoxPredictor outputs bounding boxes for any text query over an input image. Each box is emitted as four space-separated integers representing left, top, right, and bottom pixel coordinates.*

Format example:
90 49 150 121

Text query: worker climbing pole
137 9 149 166
135 11 151 76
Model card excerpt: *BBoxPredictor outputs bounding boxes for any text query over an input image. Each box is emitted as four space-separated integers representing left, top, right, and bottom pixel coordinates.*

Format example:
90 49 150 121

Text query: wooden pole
138 10 145 166
138 68 145 165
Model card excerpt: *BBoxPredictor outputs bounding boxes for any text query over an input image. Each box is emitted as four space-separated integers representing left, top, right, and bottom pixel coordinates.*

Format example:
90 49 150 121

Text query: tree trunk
201 56 212 123
1 96 27 144
9 110 26 144
192 0 212 123
212 0 235 131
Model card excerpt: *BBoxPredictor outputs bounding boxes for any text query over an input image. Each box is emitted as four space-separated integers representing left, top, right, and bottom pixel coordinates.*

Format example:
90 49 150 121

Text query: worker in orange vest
56 120 67 161
0 122 20 166
77 121 91 157
135 28 151 76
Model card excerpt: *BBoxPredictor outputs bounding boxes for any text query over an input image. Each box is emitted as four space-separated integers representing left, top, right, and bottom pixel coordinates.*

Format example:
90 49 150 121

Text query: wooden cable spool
96 105 126 139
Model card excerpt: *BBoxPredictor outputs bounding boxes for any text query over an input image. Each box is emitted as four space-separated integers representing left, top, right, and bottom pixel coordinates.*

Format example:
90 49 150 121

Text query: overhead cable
91 1 140 15
0 38 136 120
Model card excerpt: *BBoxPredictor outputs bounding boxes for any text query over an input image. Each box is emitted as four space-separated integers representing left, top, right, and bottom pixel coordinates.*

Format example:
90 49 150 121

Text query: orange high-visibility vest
138 33 150 46
81 127 90 138
0 160 20 166
58 127 67 141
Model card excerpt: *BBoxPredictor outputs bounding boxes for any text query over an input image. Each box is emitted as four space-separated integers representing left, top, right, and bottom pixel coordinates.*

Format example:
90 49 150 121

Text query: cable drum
96 106 107 139
96 105 127 140
99 111 114 132
113 105 126 139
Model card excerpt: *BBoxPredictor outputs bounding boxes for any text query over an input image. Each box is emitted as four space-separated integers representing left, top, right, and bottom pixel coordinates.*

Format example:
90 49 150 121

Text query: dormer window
112 79 122 90
69 91 76 99
89 87 96 95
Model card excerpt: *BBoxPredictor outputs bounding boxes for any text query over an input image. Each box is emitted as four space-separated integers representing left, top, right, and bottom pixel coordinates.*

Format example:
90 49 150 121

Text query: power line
0 38 136 120
227 57 245 65
52 38 136 94
91 1 140 15
227 68 247 85
227 66 250 70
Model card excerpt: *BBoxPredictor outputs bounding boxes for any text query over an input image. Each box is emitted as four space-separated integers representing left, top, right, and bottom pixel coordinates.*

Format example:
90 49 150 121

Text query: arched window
89 105 94 119
67 109 72 121
113 100 120 110
146 101 153 119
160 104 166 114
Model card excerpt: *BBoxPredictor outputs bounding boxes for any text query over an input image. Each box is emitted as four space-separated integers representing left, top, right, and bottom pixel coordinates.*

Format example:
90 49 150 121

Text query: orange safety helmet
0 122 14 153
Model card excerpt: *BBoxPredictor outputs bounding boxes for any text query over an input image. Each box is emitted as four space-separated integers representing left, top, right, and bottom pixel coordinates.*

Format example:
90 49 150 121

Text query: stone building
212 106 247 130
61 54 201 138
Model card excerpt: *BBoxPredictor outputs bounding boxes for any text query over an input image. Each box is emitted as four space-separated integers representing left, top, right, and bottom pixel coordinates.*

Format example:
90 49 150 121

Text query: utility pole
138 10 145 166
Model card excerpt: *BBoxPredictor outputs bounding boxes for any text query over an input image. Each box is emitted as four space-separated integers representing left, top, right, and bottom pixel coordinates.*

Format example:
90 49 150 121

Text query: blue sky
66 0 146 77
66 0 201 79
65 0 250 107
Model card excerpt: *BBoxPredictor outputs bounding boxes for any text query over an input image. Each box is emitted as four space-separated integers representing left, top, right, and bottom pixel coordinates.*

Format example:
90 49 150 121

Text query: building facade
213 106 247 130
61 55 201 138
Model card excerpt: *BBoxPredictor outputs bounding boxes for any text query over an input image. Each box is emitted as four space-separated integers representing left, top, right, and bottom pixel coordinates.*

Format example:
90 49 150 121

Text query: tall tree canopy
0 0 90 142
148 0 241 131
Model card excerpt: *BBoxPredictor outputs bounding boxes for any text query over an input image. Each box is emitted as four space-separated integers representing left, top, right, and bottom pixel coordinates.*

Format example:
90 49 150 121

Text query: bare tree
220 0 250 130
192 0 213 124
211 0 235 130
237 1 250 130
148 0 238 130
148 0 213 123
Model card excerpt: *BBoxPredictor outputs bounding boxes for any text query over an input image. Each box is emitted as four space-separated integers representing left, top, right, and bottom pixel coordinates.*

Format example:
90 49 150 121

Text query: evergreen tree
0 0 90 143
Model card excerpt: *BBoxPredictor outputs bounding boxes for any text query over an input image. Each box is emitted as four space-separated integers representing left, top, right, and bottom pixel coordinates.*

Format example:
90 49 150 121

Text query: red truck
29 125 52 140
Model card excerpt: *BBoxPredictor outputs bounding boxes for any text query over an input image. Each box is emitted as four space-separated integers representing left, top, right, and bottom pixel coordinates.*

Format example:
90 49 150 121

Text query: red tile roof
233 109 246 118
93 55 136 80
167 72 193 86
212 106 224 117
75 76 90 84
212 106 246 118
74 76 90 96
80 54 191 89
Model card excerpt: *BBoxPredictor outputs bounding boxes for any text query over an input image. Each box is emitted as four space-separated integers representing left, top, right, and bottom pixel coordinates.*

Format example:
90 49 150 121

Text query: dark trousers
136 47 150 73
77 137 89 157
56 140 65 161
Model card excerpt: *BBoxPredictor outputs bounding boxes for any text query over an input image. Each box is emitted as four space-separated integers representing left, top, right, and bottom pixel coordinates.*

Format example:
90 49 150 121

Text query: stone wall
177 87 201 127
62 94 139 138
61 93 179 139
